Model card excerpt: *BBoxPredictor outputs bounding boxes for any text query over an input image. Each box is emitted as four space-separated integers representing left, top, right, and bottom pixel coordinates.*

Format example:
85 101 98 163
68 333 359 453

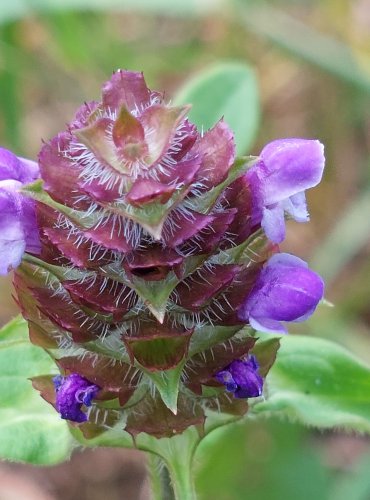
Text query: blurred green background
0 0 369 499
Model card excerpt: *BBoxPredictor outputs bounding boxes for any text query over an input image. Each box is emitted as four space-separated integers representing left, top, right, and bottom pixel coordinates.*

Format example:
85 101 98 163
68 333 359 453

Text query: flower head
12 70 325 438
247 139 325 243
0 148 41 274
53 373 100 423
215 355 263 398
239 253 324 334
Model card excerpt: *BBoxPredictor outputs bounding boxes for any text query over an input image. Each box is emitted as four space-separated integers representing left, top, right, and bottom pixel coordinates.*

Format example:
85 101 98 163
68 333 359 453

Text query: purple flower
0 148 41 275
215 355 263 398
53 373 100 423
239 253 324 334
247 138 325 243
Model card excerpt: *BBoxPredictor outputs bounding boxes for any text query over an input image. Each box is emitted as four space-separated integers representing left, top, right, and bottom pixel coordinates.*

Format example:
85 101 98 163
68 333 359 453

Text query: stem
141 417 242 499
148 454 176 500
162 440 197 500
165 456 196 500
146 436 197 500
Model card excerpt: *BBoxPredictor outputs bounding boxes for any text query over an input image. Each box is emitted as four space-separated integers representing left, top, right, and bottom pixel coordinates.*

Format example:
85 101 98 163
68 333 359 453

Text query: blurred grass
237 1 370 93
0 0 369 499
0 0 226 22
0 23 22 151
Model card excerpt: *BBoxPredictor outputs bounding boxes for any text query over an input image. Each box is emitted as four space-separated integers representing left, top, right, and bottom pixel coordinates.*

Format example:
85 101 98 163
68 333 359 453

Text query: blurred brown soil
0 448 149 500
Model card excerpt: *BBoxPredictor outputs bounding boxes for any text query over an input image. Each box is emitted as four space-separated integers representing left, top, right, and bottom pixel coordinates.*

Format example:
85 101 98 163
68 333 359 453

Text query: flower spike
7 70 325 439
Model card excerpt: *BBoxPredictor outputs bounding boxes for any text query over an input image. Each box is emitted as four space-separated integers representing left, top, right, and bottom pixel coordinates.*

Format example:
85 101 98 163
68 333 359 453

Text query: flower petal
22 197 41 255
240 252 324 333
0 147 39 183
0 179 40 274
267 252 308 269
53 373 99 423
260 138 325 205
0 216 26 274
283 191 309 222
186 337 256 390
249 315 288 335
261 204 286 244
0 148 22 180
17 157 40 183
215 356 264 399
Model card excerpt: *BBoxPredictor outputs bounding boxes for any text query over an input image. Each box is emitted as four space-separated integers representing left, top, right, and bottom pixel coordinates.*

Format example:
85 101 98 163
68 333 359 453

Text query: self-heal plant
0 70 327 499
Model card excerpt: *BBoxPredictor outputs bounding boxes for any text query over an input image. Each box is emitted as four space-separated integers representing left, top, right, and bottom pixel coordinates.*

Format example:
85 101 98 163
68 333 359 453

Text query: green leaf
174 62 260 154
0 316 72 464
238 3 370 93
195 420 330 500
254 335 370 433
